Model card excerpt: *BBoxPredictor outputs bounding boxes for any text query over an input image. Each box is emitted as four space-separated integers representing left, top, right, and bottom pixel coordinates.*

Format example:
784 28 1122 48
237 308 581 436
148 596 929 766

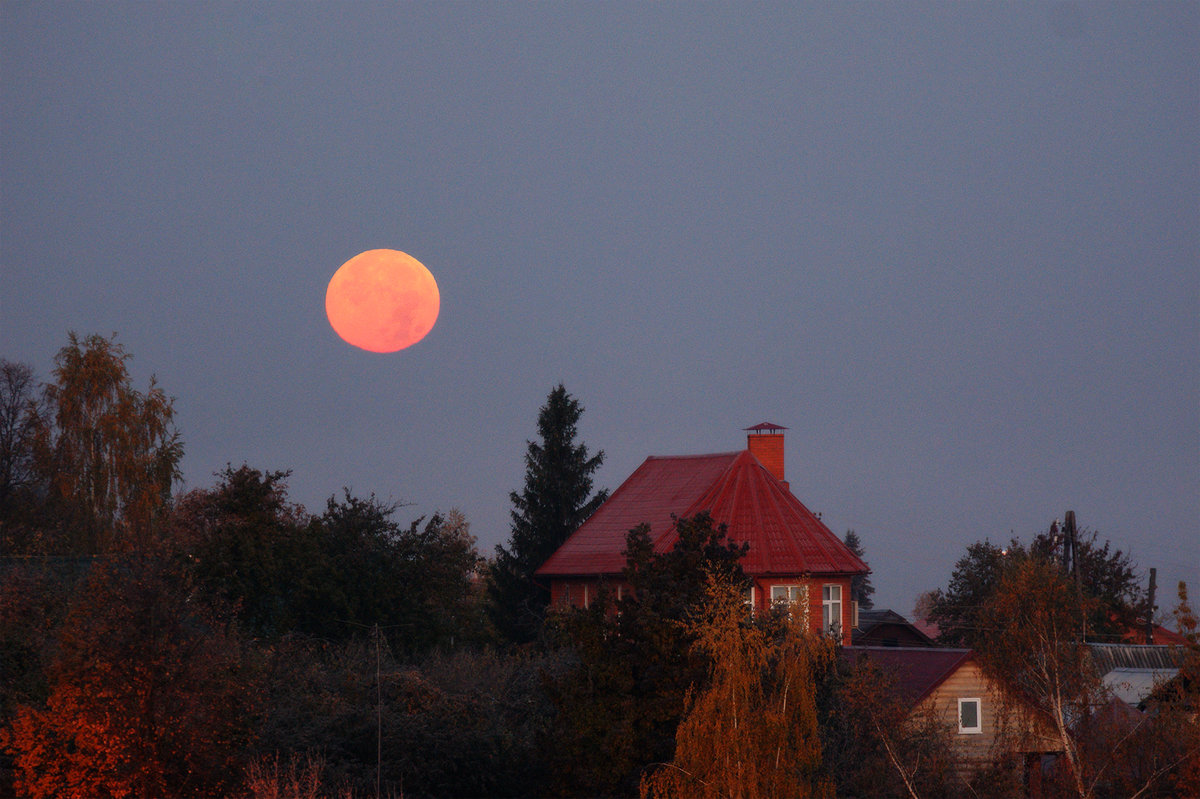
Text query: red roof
536 448 868 578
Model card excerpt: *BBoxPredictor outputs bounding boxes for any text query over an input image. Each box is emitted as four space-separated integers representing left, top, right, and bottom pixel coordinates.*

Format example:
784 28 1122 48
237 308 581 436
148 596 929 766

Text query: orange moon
325 249 440 352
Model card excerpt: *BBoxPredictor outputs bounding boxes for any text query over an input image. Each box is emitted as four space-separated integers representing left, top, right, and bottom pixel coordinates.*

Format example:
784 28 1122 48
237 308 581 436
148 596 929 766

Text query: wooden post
1145 568 1157 645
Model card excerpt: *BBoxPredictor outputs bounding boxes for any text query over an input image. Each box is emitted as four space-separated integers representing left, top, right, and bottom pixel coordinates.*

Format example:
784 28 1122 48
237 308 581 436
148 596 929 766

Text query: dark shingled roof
843 646 976 704
535 448 868 578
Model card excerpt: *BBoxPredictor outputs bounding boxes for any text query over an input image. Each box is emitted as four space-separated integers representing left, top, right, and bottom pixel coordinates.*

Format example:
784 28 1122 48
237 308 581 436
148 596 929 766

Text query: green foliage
929 522 1146 647
178 465 312 637
490 384 607 644
253 639 564 799
842 529 874 610
927 539 1023 646
181 468 485 650
546 513 748 797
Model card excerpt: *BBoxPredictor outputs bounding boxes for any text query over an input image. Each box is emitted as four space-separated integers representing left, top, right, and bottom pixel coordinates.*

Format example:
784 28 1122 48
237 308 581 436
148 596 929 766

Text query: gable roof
854 609 937 646
535 448 868 578
844 646 976 705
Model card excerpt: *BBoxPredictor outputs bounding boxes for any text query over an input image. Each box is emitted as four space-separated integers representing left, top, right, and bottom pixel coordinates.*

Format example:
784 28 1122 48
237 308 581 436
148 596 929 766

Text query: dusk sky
3 2 1196 615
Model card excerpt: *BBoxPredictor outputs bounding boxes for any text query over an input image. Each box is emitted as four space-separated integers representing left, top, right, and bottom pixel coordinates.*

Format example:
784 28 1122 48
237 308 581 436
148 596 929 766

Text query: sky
3 2 1196 617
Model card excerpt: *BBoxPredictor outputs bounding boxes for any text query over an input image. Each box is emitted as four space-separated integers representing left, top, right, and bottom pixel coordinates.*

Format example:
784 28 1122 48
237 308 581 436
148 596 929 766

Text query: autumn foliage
640 572 832 799
2 559 252 798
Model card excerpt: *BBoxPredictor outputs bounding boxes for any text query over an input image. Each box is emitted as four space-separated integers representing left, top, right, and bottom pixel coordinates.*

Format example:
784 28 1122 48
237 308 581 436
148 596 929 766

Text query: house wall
918 660 1061 783
551 575 857 645
549 578 628 609
749 575 855 644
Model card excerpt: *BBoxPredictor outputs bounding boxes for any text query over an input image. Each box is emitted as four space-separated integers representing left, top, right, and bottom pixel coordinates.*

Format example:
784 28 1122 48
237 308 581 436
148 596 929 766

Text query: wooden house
535 424 869 643
846 646 1062 792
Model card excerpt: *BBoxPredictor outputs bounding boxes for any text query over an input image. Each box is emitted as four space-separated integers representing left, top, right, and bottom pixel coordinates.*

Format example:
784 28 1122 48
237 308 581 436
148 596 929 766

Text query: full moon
325 249 440 352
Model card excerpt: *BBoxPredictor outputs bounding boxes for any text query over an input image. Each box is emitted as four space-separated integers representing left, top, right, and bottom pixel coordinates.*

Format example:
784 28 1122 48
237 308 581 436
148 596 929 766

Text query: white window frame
770 584 809 624
745 585 757 616
582 583 590 609
958 698 982 734
822 584 842 634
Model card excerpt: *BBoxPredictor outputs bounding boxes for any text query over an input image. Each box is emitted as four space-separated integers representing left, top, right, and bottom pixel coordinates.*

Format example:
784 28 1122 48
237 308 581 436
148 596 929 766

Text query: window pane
961 700 979 730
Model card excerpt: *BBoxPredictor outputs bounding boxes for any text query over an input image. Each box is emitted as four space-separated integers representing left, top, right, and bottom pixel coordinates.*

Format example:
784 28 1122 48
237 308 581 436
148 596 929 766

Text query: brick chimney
744 422 787 486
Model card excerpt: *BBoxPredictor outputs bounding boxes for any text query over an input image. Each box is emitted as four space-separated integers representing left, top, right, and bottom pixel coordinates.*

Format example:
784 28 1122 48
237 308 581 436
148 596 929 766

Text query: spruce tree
843 529 875 610
489 385 607 644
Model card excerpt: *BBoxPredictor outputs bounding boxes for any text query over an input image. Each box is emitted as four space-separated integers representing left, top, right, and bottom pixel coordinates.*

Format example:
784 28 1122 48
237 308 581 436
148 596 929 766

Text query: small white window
582 583 590 609
822 584 842 634
958 698 982 734
745 586 756 616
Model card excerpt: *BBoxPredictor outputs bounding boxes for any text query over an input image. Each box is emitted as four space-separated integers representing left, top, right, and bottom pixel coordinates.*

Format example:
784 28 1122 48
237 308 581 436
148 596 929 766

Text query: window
770 584 808 622
958 698 982 734
745 585 756 616
822 584 842 634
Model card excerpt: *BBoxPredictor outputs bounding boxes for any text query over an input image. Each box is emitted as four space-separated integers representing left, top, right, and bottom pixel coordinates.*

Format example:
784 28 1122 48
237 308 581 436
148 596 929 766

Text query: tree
640 571 832 799
304 496 485 651
927 539 1022 647
1 558 254 799
817 653 956 799
928 520 1147 647
489 384 607 644
546 513 748 796
0 357 44 520
843 529 874 610
32 333 183 553
178 465 312 637
975 558 1099 799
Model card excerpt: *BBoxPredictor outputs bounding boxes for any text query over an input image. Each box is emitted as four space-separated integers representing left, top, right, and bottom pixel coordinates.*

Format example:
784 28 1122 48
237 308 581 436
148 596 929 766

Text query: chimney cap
744 422 788 434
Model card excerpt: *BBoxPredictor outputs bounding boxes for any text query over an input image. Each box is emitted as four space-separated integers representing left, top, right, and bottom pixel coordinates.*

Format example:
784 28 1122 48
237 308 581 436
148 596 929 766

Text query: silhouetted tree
0 361 46 550
928 521 1147 648
547 513 748 796
489 385 607 644
817 652 956 799
178 465 312 637
843 529 875 610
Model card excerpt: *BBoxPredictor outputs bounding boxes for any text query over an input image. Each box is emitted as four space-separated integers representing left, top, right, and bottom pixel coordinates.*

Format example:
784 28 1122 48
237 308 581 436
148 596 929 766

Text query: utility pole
1145 568 1157 645
375 623 382 799
1062 511 1085 640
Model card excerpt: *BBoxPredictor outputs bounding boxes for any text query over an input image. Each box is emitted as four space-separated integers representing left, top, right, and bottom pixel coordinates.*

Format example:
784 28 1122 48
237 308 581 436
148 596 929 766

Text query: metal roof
535 448 869 578
1087 643 1187 674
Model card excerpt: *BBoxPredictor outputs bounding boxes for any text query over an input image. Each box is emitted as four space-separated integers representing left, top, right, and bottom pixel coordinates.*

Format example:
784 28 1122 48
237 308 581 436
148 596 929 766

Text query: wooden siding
918 660 1061 781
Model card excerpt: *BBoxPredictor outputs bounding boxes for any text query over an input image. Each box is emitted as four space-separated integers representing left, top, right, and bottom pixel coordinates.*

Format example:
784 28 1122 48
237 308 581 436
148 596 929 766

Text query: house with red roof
535 424 869 643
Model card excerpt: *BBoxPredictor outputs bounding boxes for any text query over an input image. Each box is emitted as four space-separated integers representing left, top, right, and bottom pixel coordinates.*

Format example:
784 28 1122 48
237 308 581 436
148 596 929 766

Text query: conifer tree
843 529 874 610
489 385 607 644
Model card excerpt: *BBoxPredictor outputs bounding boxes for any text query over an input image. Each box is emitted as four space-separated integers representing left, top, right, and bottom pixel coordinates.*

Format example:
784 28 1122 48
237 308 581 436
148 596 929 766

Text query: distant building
1088 643 1186 708
853 608 937 647
535 424 869 643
